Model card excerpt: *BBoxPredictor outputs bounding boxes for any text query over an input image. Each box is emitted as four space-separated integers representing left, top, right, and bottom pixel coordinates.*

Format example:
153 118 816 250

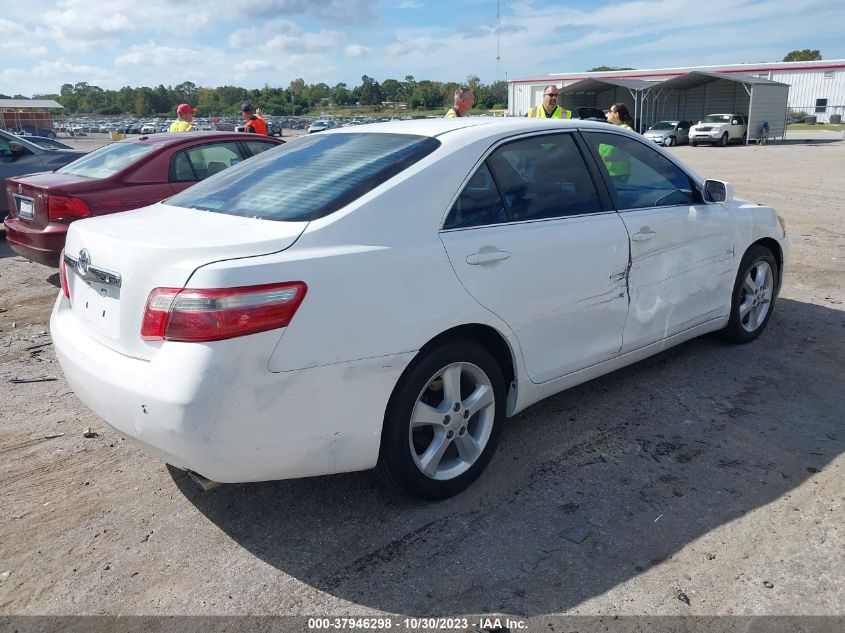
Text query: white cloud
344 44 371 57
115 43 204 67
238 0 377 23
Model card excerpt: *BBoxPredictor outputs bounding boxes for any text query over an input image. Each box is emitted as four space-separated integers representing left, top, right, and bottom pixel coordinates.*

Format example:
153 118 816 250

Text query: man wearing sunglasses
526 85 572 119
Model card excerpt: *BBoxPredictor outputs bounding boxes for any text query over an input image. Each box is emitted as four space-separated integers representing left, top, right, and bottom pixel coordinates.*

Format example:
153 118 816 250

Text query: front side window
584 131 698 210
167 133 440 222
57 142 155 179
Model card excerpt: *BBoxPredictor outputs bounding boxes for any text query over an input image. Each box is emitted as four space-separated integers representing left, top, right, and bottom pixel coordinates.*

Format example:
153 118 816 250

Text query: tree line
13 75 508 117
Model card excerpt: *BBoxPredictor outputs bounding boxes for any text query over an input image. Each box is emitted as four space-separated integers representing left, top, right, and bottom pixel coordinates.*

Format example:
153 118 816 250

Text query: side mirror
9 141 24 155
731 119 739 125
704 179 734 203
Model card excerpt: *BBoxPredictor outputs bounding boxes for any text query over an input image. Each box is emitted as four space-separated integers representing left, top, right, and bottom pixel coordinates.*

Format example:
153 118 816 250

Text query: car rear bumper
3 217 65 266
50 294 414 483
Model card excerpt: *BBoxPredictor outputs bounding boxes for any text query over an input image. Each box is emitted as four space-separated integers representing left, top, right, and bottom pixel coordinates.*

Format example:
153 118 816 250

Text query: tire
690 140 697 147
719 132 729 147
741 133 747 145
720 245 778 343
664 136 675 147
378 340 506 499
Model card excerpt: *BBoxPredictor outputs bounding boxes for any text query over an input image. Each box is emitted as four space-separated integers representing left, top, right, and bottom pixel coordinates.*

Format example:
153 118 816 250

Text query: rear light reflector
59 250 70 300
48 195 91 221
141 282 307 342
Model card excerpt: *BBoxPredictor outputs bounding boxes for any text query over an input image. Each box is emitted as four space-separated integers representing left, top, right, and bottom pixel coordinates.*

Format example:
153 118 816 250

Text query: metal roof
642 71 789 91
0 99 64 110
510 59 845 84
558 77 654 94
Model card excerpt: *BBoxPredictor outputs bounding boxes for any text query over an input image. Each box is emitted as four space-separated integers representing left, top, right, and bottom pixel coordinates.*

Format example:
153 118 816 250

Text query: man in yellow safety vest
169 104 197 132
526 86 572 119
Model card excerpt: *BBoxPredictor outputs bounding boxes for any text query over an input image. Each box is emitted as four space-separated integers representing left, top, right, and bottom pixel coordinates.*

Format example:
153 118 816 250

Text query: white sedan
51 118 788 499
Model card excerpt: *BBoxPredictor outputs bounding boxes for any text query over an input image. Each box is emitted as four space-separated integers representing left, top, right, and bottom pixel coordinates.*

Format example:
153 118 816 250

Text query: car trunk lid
6 173 92 229
62 202 308 360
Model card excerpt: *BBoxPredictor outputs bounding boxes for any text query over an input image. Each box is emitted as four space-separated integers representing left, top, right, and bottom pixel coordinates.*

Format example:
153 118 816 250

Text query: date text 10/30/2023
307 616 528 630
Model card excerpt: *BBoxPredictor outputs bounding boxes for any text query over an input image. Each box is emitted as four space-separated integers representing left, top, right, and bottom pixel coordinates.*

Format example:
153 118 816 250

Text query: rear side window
170 142 242 182
444 133 601 229
57 142 155 179
167 133 441 221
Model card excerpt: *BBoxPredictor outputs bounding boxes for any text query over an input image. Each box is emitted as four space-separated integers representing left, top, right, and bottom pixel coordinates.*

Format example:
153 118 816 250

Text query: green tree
783 49 821 61
332 83 352 106
358 75 383 105
174 81 198 104
586 66 635 72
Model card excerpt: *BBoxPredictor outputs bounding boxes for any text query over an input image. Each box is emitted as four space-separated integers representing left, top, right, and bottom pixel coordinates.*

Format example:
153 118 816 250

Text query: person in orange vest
240 102 268 135
444 87 474 118
526 86 572 119
169 104 198 132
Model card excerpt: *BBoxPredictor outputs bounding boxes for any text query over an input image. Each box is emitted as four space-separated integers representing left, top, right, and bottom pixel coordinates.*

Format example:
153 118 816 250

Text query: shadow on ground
172 297 844 616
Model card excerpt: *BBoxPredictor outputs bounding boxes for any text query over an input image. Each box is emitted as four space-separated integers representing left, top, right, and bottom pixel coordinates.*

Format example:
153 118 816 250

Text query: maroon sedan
4 132 285 266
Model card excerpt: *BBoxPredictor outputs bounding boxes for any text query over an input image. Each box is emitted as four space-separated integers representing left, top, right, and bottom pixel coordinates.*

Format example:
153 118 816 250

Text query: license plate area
14 195 34 220
72 278 121 339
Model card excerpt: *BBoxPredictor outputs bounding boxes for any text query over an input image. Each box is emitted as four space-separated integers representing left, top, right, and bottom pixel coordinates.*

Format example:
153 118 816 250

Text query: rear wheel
720 245 778 343
378 341 506 499
719 132 729 147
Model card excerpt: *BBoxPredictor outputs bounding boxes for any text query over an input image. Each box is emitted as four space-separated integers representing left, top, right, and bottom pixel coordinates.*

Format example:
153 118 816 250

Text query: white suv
689 114 748 146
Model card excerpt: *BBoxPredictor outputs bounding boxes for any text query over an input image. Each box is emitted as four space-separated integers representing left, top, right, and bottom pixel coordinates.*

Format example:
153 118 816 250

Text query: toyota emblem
77 249 91 275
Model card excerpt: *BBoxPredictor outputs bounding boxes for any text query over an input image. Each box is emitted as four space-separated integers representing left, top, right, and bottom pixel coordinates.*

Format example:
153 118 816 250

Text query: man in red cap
169 103 198 132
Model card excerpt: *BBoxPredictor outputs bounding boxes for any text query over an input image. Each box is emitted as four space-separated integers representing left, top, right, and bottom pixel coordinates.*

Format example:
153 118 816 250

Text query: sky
2 0 844 97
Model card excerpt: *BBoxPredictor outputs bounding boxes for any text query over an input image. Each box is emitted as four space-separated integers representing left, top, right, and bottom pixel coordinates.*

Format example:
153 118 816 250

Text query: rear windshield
166 132 441 222
56 142 156 179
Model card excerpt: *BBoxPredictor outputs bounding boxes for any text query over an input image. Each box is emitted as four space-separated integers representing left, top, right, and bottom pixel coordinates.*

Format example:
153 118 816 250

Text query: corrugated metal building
508 59 845 125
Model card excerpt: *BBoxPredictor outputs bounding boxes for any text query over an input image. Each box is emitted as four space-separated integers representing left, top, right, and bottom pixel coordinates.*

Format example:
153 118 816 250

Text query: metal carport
640 72 790 143
557 78 652 131
0 99 64 135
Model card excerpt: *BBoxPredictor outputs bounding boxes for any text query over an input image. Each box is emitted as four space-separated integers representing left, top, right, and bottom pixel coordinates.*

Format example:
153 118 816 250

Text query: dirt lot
0 138 843 627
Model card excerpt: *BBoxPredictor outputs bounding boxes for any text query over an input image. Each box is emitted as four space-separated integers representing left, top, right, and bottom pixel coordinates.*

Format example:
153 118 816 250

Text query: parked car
24 136 74 150
571 106 607 122
50 119 787 499
307 120 331 133
644 120 691 146
17 125 57 139
0 129 86 222
689 114 748 146
4 132 285 265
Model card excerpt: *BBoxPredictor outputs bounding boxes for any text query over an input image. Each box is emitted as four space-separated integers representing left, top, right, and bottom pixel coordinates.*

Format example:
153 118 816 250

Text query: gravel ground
0 137 843 628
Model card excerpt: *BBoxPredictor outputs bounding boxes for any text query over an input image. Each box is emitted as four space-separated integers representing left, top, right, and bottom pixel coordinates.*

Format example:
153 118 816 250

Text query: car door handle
631 229 656 242
466 251 511 265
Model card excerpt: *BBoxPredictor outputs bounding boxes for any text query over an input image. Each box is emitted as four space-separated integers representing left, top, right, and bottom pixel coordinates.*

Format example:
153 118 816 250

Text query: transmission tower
496 0 501 82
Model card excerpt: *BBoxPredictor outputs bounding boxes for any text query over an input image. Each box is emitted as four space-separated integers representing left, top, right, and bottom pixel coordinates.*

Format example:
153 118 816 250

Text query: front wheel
719 132 729 147
378 341 506 499
690 140 697 147
720 245 778 343
664 136 675 147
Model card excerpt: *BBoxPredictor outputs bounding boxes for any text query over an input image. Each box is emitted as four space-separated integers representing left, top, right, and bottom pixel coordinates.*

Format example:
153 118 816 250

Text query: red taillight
48 195 91 221
59 250 71 300
140 282 307 342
